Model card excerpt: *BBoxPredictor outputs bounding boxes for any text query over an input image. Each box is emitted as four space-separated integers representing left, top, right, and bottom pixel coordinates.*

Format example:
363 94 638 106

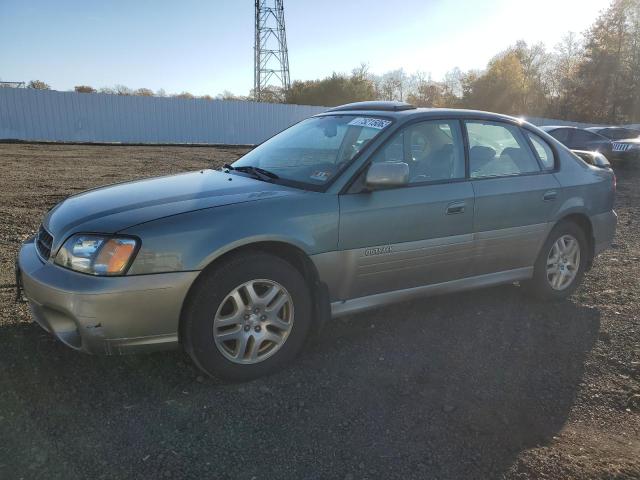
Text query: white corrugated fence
0 88 326 145
2 88 634 145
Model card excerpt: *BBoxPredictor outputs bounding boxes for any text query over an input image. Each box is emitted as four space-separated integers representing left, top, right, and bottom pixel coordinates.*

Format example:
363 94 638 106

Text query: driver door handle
543 190 558 201
446 201 466 215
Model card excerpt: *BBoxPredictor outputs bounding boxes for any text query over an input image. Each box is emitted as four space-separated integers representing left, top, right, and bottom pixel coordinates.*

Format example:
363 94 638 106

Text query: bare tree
134 88 154 96
27 80 50 90
114 85 134 96
216 90 247 101
74 85 96 93
173 92 194 99
374 69 410 101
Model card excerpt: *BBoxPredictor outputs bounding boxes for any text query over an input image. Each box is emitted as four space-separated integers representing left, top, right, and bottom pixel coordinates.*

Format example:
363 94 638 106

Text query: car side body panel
471 174 560 275
317 118 616 315
43 170 299 253
121 191 340 275
337 182 475 299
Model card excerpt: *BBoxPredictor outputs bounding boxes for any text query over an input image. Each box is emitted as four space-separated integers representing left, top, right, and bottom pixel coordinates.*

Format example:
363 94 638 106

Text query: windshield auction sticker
348 117 392 130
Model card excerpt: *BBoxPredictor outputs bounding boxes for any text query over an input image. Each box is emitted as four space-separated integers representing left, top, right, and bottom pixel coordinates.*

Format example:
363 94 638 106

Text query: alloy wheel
213 279 294 364
546 234 581 291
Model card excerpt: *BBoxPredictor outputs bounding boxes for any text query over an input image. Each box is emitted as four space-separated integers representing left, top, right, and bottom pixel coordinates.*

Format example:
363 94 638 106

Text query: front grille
36 225 54 260
612 142 631 152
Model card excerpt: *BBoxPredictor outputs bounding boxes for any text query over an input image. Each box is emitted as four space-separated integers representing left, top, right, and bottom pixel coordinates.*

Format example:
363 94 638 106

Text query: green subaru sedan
17 102 617 380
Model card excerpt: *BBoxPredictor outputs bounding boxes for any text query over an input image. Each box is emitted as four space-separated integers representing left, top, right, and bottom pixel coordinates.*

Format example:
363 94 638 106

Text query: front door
465 120 561 275
337 119 475 300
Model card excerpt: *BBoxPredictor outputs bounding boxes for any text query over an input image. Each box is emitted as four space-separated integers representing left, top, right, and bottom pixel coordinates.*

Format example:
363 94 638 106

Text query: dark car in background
540 126 613 158
541 125 640 162
586 126 640 140
587 126 640 161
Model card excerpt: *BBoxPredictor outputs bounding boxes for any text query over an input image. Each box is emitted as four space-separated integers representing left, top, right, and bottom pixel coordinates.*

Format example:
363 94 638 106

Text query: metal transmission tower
254 0 290 101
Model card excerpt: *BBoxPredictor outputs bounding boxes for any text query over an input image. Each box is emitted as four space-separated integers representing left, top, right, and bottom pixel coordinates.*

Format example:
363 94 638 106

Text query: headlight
54 234 139 276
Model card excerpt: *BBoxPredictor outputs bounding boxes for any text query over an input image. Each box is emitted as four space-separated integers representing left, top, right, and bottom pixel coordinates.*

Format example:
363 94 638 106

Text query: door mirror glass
365 162 410 189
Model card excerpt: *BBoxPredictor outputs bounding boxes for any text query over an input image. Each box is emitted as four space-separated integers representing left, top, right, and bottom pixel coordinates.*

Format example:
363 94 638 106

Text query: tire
525 221 589 300
182 252 313 381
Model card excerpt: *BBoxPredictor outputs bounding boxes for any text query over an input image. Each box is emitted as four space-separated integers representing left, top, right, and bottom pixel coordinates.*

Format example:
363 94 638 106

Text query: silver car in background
17 101 617 380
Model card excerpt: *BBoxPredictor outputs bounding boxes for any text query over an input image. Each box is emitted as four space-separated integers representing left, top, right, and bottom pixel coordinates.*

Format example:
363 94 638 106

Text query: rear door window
465 121 540 178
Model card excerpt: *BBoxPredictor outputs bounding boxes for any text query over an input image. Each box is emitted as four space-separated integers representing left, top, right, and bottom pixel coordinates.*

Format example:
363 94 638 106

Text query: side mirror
365 162 410 190
592 152 612 169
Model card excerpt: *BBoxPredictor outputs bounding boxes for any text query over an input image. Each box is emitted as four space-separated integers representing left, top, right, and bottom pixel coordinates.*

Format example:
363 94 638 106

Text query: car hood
44 169 299 244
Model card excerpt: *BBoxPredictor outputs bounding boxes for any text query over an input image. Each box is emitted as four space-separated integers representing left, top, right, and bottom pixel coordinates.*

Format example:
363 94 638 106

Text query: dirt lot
0 143 638 479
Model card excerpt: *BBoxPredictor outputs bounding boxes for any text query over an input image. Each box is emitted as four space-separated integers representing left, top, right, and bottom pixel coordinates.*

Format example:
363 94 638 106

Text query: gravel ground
0 143 638 480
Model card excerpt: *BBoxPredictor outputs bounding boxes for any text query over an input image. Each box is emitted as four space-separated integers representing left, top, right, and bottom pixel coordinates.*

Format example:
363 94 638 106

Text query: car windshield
231 114 392 189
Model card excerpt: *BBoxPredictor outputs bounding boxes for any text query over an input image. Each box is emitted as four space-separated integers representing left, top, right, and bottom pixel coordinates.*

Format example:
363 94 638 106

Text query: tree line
19 0 640 124
22 81 215 100
283 0 640 124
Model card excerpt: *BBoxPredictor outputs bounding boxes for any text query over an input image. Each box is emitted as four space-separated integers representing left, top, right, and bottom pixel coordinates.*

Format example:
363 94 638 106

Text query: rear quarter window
527 132 555 170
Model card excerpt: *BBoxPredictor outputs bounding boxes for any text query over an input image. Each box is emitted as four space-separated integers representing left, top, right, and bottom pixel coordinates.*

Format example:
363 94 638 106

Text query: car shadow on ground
0 284 600 479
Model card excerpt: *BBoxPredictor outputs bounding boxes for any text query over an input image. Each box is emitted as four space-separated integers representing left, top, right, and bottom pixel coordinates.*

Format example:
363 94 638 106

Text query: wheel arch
178 240 331 344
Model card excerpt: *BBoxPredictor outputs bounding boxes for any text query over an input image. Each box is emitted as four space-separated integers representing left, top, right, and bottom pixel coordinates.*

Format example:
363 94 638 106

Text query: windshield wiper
223 163 279 181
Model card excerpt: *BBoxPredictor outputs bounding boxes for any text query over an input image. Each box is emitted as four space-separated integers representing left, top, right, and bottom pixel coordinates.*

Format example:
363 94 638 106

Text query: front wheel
526 221 589 300
182 252 312 381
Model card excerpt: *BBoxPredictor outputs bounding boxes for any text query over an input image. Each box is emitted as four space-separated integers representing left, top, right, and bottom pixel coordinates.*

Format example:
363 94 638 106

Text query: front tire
182 252 312 381
526 221 589 300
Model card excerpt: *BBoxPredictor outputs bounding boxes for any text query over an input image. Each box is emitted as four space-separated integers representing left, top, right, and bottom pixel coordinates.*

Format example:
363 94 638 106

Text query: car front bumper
17 238 199 355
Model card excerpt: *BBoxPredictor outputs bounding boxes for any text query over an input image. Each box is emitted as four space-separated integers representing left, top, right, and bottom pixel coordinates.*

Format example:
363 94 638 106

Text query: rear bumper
591 210 617 256
17 238 199 355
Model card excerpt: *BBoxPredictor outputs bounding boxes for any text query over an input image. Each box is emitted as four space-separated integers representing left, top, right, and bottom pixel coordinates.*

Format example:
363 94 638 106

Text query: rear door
466 121 560 275
337 119 475 300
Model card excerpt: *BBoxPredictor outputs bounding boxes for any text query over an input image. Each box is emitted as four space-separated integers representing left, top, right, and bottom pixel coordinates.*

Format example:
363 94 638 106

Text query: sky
0 0 610 96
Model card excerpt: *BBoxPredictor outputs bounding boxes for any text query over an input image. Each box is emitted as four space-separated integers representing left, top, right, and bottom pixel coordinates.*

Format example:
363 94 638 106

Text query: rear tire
525 221 589 300
182 252 312 381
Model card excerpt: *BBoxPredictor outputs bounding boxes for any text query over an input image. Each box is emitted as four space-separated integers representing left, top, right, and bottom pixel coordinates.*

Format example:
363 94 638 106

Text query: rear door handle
543 190 558 201
446 201 466 215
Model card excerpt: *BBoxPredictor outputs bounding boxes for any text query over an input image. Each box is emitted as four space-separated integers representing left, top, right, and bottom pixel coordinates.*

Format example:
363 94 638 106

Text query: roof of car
539 125 577 131
589 126 636 130
327 101 417 112
319 101 535 125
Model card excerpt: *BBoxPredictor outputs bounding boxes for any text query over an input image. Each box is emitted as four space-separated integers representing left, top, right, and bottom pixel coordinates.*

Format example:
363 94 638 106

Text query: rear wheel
182 252 312 380
526 221 589 300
